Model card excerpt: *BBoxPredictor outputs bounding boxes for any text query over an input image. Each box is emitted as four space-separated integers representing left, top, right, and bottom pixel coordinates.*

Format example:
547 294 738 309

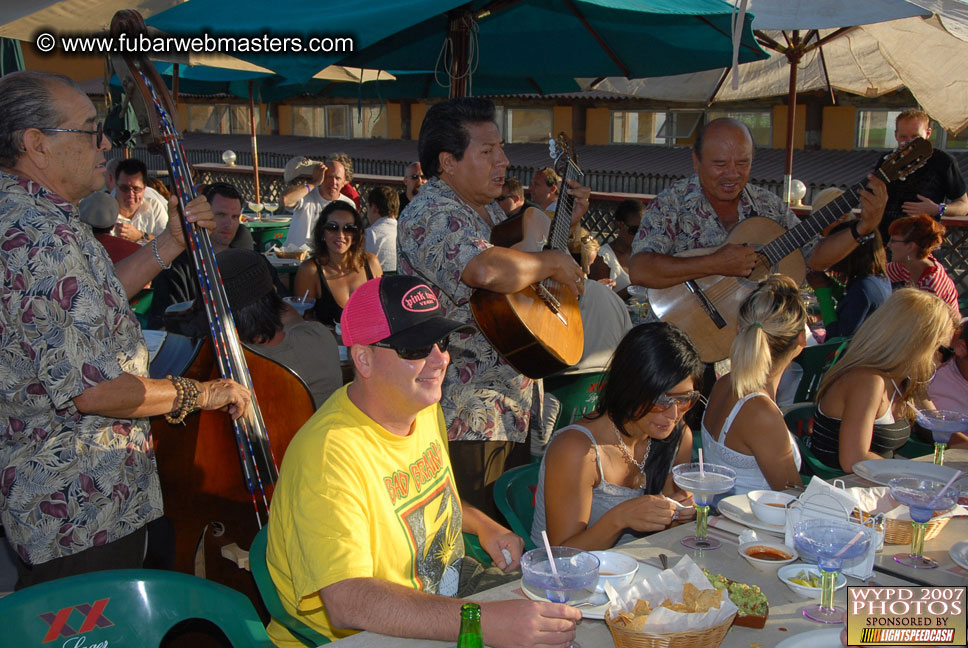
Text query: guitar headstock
549 133 576 177
877 137 933 183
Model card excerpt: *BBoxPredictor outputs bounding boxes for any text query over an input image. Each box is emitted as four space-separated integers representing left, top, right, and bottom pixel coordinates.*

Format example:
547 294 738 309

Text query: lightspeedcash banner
847 586 966 645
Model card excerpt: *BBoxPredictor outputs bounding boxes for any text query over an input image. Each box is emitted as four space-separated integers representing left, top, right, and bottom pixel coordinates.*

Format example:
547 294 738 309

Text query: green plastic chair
791 336 850 403
129 288 153 329
463 532 493 564
494 463 540 551
544 371 607 431
250 526 330 647
0 568 273 647
896 435 934 459
782 402 847 481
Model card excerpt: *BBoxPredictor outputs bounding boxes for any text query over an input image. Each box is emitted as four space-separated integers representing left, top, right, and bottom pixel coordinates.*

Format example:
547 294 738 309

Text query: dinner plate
774 627 842 648
852 458 960 486
950 540 968 571
717 494 786 535
264 253 301 267
519 560 661 620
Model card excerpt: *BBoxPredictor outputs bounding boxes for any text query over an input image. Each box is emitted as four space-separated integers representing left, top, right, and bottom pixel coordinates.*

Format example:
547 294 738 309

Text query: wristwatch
938 202 947 217
849 220 875 245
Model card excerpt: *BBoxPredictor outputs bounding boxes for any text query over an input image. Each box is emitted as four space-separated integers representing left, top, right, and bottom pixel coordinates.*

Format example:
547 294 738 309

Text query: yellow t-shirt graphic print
265 386 465 646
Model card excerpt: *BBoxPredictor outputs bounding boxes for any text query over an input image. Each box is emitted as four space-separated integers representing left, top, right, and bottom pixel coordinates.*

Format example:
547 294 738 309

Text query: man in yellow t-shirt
265 275 581 648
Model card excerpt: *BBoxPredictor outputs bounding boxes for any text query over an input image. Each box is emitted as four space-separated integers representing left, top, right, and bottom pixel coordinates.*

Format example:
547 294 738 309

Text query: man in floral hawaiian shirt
398 98 589 517
629 118 886 291
0 71 249 588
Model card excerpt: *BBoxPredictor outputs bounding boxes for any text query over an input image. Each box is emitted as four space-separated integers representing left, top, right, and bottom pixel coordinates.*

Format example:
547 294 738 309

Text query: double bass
109 10 315 602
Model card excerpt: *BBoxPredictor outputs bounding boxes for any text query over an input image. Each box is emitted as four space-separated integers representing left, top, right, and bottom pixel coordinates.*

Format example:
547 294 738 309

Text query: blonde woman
812 289 958 472
701 275 804 493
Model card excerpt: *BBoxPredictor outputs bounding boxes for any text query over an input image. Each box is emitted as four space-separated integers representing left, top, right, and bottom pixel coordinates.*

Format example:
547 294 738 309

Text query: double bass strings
137 68 275 522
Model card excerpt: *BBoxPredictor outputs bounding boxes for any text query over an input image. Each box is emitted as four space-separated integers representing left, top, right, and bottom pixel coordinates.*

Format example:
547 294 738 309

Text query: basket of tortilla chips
603 556 736 648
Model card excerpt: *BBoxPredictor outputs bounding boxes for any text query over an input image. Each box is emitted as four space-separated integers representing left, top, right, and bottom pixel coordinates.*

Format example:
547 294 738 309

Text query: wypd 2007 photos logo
847 586 966 645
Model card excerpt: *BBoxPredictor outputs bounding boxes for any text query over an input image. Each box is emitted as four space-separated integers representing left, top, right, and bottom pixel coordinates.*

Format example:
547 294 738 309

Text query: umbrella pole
783 34 802 206
447 10 470 98
249 80 261 203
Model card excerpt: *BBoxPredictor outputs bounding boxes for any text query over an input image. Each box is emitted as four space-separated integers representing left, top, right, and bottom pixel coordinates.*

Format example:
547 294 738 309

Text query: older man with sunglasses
264 274 581 647
0 71 250 588
113 157 169 244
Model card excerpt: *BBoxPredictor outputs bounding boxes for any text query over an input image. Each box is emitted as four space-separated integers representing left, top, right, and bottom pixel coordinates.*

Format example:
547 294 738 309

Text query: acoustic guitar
470 135 584 379
647 138 934 363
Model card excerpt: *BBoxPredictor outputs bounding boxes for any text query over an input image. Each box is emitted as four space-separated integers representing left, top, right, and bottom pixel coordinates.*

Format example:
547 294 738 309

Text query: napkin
708 517 747 536
604 555 737 633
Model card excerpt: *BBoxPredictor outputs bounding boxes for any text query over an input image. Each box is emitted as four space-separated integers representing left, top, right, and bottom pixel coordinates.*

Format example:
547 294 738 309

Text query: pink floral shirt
398 177 539 443
0 173 162 565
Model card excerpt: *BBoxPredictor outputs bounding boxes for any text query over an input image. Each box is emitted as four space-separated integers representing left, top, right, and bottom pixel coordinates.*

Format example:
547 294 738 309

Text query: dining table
324 448 968 648
840 448 968 588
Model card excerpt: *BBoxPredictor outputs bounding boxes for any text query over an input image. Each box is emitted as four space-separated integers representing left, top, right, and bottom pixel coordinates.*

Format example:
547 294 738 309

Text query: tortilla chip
696 588 724 612
633 599 653 616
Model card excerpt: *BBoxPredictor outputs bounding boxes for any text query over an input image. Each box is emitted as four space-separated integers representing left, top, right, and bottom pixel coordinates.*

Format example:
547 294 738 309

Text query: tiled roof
179 133 968 192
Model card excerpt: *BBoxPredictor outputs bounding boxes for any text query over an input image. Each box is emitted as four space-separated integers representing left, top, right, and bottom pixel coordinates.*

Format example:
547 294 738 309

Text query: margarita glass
794 519 871 623
672 463 736 549
263 202 279 218
915 409 968 466
247 200 264 220
888 477 959 569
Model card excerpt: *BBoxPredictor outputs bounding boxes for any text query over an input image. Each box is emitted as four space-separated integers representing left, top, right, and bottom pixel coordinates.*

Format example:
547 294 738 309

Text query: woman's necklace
613 425 650 478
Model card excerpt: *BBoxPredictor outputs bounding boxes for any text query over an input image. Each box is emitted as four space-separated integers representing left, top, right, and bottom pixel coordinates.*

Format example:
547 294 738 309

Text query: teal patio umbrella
148 0 767 95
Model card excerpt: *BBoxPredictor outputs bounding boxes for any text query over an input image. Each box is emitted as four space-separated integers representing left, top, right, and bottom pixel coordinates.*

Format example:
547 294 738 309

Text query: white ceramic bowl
777 564 847 598
737 539 798 572
589 550 638 593
747 490 796 526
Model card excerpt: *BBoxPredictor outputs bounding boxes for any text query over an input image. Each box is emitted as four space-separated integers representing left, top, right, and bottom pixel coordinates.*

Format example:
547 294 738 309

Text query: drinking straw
301 289 309 303
698 448 705 477
540 530 563 586
833 528 868 558
928 470 963 508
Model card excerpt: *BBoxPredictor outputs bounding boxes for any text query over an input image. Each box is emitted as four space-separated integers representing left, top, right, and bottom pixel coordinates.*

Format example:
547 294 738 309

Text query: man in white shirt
281 156 354 248
529 167 560 212
113 158 168 244
364 186 399 272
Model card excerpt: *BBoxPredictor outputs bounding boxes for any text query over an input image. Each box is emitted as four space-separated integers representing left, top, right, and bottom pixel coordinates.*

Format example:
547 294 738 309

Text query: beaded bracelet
165 374 200 424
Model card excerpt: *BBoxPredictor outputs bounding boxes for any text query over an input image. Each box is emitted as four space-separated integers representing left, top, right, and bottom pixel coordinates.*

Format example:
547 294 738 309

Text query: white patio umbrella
583 1 968 201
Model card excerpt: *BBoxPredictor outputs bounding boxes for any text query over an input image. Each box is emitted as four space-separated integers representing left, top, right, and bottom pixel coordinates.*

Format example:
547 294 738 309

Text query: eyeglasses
323 222 360 234
117 183 146 195
39 120 103 149
627 224 639 235
651 390 700 412
496 195 509 202
889 237 909 244
372 334 450 360
408 173 426 180
939 345 955 364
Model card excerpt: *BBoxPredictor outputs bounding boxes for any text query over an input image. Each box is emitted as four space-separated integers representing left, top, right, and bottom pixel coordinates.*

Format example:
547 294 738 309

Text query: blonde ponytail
731 275 806 398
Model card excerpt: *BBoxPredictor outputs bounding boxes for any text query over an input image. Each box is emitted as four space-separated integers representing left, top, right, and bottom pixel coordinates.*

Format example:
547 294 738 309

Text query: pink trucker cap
341 275 474 348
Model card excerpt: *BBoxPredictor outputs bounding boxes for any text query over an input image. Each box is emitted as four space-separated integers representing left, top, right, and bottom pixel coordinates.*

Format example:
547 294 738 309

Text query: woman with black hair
531 322 700 550
294 201 382 327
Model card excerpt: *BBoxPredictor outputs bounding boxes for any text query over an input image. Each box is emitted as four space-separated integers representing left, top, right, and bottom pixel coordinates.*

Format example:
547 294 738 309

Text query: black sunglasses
373 334 450 360
939 345 955 364
323 222 359 234
40 120 103 149
408 173 426 180
627 224 639 235
496 195 509 201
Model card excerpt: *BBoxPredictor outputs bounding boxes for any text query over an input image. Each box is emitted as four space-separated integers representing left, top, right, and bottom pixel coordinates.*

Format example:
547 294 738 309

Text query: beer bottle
457 602 483 648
